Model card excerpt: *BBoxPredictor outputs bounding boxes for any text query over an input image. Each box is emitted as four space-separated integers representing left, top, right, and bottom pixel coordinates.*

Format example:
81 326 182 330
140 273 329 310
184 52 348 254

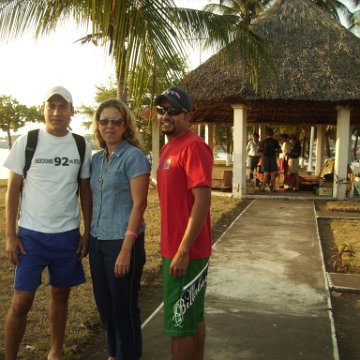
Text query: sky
0 0 357 135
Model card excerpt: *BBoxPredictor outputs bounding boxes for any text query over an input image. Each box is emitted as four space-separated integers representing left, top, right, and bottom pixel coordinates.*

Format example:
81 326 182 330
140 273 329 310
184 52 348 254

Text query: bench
212 168 233 190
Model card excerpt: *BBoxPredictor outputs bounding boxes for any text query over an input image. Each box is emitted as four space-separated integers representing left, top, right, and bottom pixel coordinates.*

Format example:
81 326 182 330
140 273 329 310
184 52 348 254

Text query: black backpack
23 129 86 180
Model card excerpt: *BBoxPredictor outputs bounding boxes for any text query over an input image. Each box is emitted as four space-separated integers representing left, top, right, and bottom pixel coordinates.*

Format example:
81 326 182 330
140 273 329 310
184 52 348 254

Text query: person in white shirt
246 132 261 186
279 133 291 188
3 86 92 360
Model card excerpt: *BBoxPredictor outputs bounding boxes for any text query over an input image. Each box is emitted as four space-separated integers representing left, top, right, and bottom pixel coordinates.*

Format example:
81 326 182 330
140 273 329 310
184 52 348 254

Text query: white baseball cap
44 86 73 103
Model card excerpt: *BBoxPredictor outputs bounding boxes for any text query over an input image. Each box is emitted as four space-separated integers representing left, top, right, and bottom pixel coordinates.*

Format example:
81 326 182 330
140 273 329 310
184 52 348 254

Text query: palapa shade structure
180 0 360 125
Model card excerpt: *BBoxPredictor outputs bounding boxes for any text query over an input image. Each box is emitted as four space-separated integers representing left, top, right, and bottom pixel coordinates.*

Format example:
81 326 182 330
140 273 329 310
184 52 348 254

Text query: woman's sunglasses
98 118 124 126
156 106 185 116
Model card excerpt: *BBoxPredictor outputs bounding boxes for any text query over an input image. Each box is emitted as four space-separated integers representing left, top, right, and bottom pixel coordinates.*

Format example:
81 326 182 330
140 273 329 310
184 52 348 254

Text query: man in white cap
3 86 92 360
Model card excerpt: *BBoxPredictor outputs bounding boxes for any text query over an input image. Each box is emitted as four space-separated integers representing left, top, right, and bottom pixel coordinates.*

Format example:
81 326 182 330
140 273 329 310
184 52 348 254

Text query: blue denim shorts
14 227 85 291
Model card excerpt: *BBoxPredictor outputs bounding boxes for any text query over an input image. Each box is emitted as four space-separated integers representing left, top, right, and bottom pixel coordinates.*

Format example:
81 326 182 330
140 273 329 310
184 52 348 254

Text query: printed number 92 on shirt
35 157 80 166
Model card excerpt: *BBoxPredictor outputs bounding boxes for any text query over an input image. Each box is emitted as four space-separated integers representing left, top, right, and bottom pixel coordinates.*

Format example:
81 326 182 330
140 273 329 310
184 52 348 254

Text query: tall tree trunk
116 49 128 102
7 128 12 149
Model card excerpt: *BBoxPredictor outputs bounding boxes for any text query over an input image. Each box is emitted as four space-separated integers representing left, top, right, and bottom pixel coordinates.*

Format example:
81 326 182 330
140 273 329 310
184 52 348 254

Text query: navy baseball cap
154 86 192 111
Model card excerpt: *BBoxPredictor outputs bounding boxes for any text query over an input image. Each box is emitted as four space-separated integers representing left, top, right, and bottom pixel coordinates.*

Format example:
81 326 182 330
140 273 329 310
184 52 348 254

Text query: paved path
142 199 339 359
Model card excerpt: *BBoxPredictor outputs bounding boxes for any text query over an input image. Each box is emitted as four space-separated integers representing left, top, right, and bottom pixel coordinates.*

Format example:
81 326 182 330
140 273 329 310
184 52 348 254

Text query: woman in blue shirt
89 98 151 360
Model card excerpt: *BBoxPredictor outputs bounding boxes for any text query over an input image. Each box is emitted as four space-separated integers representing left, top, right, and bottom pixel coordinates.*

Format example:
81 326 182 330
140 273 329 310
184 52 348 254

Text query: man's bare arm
170 186 211 277
5 171 25 265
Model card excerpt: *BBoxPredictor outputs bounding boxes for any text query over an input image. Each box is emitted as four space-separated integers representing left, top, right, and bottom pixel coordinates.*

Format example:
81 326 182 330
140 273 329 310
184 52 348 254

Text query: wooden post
334 106 350 200
232 104 247 198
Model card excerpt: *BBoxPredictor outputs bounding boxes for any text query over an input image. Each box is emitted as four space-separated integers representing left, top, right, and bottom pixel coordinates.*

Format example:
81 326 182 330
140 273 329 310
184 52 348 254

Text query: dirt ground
79 199 360 360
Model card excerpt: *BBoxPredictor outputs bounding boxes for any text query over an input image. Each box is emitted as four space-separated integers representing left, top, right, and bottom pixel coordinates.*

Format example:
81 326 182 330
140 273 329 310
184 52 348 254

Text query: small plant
330 244 355 272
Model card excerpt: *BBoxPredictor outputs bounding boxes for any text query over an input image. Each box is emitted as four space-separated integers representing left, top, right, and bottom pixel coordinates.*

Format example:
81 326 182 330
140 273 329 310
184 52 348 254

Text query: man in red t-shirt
155 86 213 360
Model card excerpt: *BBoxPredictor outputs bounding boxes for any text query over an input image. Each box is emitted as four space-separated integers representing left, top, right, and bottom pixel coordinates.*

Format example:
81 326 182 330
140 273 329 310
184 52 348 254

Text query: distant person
258 127 281 192
89 99 150 360
4 86 92 360
155 86 213 360
246 132 261 187
287 134 302 191
279 133 291 188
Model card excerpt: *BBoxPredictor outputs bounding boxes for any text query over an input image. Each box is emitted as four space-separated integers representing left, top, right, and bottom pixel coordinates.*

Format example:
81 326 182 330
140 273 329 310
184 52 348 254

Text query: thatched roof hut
180 0 360 125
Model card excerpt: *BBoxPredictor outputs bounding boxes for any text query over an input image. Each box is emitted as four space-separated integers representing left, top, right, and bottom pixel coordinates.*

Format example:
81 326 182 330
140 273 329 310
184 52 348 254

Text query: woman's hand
114 246 131 277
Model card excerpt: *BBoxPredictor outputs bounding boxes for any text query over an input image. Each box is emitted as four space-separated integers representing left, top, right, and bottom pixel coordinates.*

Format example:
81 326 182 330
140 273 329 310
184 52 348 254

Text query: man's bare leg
193 321 206 360
294 174 300 190
5 290 35 360
171 321 206 360
261 172 269 190
47 286 70 360
171 336 193 360
270 172 276 191
288 174 295 190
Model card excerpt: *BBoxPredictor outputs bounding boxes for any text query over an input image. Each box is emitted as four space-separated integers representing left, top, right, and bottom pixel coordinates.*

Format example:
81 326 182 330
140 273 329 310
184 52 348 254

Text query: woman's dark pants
89 234 145 360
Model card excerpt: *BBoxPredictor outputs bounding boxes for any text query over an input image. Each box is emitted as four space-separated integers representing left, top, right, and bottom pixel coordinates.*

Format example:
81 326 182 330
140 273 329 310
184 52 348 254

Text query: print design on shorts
172 261 209 328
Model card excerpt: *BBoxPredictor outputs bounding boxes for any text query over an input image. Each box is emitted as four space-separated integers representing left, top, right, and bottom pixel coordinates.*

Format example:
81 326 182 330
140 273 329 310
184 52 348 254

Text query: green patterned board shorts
162 257 209 337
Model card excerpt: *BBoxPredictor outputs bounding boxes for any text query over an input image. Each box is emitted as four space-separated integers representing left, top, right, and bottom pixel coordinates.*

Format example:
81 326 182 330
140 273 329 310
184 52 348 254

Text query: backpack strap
23 129 40 178
24 130 86 181
71 133 86 181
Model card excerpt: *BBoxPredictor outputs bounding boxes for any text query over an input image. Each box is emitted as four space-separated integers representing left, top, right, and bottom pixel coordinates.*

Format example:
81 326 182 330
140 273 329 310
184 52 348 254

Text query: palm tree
204 0 272 25
0 0 274 108
205 0 359 25
348 0 360 31
312 0 360 24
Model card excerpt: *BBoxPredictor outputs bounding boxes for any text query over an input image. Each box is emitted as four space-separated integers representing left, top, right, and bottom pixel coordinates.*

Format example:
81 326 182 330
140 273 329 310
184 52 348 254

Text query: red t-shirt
157 131 213 259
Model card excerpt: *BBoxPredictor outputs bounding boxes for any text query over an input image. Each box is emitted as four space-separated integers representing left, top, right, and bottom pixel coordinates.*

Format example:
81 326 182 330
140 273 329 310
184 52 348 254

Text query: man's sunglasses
98 118 124 126
156 106 185 116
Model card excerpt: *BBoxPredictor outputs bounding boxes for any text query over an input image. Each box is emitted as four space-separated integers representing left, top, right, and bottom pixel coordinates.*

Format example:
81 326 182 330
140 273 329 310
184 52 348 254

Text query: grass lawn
321 201 360 273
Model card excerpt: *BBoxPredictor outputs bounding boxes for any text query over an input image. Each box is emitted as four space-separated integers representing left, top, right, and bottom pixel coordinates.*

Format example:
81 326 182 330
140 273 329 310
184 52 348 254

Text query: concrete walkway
142 199 339 360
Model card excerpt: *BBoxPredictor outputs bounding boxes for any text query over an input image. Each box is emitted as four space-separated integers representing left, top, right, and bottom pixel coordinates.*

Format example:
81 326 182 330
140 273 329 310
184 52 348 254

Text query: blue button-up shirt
90 140 151 240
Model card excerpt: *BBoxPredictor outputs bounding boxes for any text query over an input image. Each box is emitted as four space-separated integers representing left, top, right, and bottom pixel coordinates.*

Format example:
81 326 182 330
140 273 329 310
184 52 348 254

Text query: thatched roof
180 0 360 125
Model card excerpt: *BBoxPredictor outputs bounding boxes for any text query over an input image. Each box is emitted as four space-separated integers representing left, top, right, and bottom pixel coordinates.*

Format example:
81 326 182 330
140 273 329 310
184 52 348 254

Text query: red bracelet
125 230 138 239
